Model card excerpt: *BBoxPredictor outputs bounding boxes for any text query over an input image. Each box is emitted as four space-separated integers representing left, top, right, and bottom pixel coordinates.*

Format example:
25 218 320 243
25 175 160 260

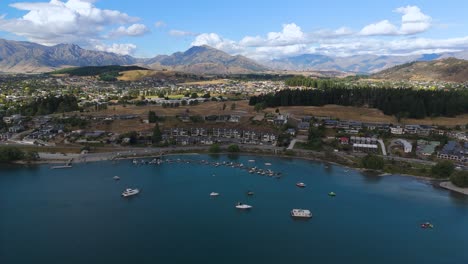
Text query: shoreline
11 148 468 196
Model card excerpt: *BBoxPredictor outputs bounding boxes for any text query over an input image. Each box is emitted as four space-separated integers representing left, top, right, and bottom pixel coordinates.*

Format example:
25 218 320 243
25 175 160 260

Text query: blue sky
1 0 467 59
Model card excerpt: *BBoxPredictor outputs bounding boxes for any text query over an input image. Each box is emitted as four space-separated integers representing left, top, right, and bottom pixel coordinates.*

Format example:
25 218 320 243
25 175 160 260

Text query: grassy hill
372 58 468 82
50 65 148 76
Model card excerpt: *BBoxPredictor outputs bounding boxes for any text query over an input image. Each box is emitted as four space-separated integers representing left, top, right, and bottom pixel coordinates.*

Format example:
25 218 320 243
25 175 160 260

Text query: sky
0 0 467 60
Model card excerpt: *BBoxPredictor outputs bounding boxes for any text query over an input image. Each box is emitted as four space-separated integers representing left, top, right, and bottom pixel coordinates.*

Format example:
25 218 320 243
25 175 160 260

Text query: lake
1 154 467 264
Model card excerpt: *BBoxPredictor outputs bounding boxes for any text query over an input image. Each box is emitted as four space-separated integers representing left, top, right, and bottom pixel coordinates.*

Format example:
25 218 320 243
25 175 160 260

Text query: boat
210 192 220 197
122 188 140 197
421 222 434 229
265 163 272 166
328 192 336 197
235 202 252 209
113 176 120 180
296 182 306 188
248 160 255 162
246 191 254 196
290 209 312 218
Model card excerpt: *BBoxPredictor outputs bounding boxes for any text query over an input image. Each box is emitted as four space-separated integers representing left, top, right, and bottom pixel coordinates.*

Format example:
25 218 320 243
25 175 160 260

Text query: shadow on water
360 170 384 184
208 154 221 160
227 154 240 161
447 190 468 206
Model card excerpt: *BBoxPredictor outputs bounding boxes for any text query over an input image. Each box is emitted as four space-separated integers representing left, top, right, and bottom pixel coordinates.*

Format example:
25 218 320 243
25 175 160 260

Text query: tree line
21 95 79 116
250 78 468 118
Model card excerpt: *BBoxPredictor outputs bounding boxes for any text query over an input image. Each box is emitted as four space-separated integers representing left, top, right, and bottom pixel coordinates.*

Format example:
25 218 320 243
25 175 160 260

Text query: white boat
210 192 220 197
113 176 120 180
235 202 252 209
296 182 306 188
291 209 312 218
265 163 272 166
122 188 140 197
248 160 255 162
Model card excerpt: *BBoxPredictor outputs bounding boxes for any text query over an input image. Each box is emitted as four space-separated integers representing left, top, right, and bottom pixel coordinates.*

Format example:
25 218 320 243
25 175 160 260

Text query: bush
361 154 384 170
209 144 221 153
227 144 240 153
431 160 454 178
450 170 468 188
0 146 25 163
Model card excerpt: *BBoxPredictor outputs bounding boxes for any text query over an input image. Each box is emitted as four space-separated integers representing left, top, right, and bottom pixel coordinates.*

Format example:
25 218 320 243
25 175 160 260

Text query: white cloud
154 21 166 28
169 30 197 37
191 33 241 53
109 24 149 37
360 5 431 36
0 0 145 52
94 43 137 55
360 20 398 36
395 5 432 35
240 23 305 47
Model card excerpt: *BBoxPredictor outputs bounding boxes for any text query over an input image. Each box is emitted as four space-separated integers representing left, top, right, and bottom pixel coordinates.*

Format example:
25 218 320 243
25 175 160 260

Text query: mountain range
1 38 468 77
266 52 468 73
0 39 266 74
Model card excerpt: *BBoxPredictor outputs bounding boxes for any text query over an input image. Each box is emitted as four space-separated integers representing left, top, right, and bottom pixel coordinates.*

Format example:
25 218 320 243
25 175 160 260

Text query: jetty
51 159 73 169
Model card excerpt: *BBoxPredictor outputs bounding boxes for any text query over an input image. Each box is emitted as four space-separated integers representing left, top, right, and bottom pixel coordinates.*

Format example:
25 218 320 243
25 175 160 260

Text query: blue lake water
1 154 468 264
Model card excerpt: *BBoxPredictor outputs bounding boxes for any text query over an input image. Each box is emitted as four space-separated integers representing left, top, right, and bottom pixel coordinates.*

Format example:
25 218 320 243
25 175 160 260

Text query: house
352 143 378 153
390 126 404 135
339 137 349 145
324 119 338 128
301 116 312 123
229 115 240 123
3 114 22 124
404 125 420 134
395 139 413 153
273 115 288 126
8 125 24 133
437 141 468 162
297 122 310 131
286 128 296 136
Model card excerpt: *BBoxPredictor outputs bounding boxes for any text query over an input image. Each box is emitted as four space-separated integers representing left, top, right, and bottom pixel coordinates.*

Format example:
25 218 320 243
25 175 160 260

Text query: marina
1 154 468 264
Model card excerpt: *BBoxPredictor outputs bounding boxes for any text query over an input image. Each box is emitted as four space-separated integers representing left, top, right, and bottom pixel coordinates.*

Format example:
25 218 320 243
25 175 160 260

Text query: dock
51 159 73 169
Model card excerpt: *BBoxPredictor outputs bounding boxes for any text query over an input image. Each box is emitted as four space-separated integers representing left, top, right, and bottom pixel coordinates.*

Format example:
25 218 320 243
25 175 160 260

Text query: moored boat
210 192 220 197
290 209 312 218
296 182 306 188
113 176 120 180
328 192 336 197
122 188 140 197
235 202 252 209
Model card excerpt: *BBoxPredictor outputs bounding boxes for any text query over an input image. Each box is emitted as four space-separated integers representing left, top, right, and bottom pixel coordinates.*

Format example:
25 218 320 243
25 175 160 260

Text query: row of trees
0 147 39 163
20 95 79 116
250 80 468 119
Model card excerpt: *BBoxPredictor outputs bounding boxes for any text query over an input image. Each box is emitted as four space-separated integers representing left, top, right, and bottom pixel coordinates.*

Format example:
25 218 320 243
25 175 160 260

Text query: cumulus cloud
360 20 399 36
94 43 137 55
191 33 242 53
0 0 145 54
395 5 432 35
109 24 149 38
169 30 197 37
240 23 305 47
360 5 431 36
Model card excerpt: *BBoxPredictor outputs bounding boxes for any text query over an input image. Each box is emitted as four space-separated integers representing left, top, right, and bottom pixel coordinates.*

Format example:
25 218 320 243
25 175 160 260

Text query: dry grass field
179 79 229 85
77 100 466 129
